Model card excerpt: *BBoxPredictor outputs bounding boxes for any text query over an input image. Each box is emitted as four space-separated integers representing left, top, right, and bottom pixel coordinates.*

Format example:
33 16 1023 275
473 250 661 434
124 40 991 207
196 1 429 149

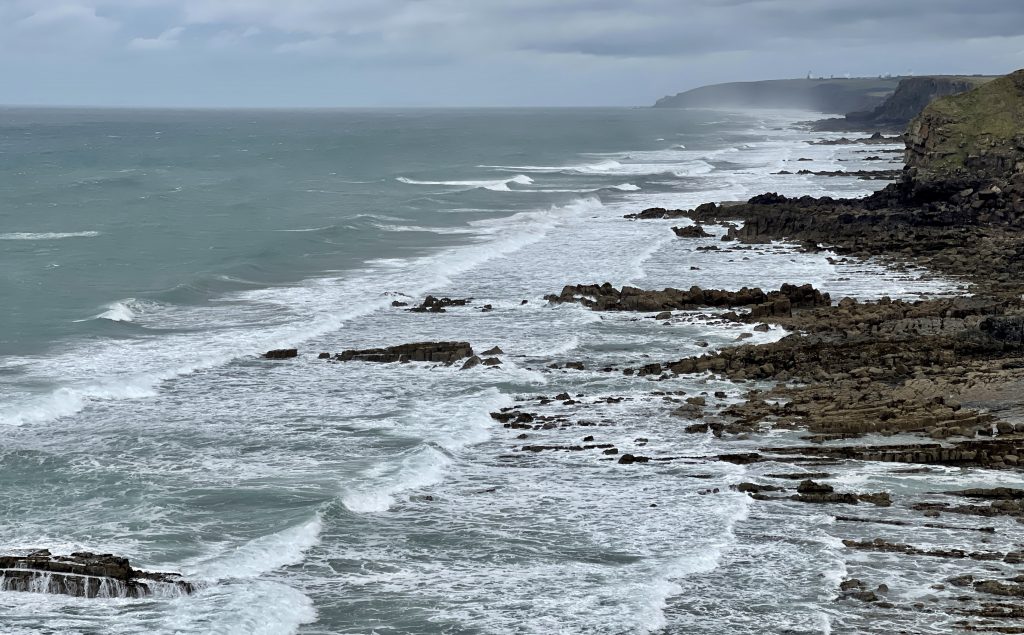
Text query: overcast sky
2 0 1023 107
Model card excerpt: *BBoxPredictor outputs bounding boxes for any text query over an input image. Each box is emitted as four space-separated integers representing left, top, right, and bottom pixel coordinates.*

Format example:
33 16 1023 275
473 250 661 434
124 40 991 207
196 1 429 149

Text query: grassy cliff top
908 70 1024 176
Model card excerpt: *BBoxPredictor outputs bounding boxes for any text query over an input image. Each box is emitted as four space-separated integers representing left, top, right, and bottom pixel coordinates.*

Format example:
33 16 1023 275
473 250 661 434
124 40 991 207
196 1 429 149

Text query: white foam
396 174 533 192
1 191 594 428
1 381 160 426
80 298 161 323
496 158 712 178
342 445 451 513
187 515 323 581
373 224 479 235
164 581 316 635
0 231 99 240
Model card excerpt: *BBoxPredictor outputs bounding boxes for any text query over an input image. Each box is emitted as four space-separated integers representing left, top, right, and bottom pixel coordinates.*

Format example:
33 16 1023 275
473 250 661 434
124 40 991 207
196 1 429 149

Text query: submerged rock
263 348 298 359
0 550 194 599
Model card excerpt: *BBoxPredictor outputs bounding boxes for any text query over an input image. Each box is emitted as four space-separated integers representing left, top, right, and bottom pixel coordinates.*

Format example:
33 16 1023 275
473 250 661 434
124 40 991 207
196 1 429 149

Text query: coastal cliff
840 75 993 130
906 69 1024 184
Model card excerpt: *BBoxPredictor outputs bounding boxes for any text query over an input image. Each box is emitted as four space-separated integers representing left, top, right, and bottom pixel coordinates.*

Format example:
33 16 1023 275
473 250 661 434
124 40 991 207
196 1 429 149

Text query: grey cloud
1 0 1022 106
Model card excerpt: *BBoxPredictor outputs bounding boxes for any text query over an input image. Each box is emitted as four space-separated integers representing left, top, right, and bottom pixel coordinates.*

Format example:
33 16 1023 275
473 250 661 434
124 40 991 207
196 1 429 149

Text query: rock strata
0 550 194 598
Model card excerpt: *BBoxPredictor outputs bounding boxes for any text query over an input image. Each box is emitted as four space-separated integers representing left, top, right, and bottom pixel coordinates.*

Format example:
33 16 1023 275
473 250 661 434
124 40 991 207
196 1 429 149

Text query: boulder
672 224 713 238
264 349 298 359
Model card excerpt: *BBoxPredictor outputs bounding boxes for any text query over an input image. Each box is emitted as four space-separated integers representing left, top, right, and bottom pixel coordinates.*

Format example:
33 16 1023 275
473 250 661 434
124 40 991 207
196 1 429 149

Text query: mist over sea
0 107 953 633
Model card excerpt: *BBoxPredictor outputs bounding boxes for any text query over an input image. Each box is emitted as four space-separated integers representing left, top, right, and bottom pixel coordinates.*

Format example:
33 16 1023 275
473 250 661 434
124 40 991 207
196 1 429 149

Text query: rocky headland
814 75 995 132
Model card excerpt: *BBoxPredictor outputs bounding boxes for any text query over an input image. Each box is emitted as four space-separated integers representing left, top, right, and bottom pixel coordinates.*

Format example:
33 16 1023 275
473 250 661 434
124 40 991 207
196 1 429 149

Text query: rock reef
0 550 194 599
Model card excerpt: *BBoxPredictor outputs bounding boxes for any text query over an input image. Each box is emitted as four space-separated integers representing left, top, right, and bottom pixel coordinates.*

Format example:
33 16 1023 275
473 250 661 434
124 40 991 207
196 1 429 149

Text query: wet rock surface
544 282 829 314
263 348 298 359
337 342 474 364
0 550 195 598
407 295 471 313
671 224 713 238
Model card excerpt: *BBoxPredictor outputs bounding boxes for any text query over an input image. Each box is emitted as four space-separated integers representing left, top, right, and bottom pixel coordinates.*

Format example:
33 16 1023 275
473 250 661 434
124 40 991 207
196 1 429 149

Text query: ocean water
0 106 1004 635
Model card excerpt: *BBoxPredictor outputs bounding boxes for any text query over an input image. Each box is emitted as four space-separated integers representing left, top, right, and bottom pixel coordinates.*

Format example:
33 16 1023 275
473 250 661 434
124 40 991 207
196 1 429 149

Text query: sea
1 106 1017 634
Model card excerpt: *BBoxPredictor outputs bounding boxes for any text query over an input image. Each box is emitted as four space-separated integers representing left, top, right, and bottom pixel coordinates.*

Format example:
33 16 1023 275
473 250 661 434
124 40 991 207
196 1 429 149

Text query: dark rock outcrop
0 550 194 598
672 224 712 238
263 348 298 359
544 282 829 314
338 342 474 364
407 296 470 313
815 76 992 132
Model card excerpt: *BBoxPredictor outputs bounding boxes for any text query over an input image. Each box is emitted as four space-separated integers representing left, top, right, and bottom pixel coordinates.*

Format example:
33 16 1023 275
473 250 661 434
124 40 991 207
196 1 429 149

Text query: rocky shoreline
484 70 1024 631
10 72 1021 633
248 73 1024 630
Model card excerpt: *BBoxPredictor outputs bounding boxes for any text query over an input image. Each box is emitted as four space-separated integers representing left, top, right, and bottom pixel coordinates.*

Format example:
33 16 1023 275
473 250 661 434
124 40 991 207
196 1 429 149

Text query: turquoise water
1 107 983 634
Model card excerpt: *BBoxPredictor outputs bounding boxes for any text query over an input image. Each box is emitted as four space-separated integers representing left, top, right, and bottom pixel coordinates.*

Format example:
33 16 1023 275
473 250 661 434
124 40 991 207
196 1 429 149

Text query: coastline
2 101 1020 632
513 104 1024 628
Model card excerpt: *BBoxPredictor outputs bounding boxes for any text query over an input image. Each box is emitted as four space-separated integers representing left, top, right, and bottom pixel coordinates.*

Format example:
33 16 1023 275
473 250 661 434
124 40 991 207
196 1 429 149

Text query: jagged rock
672 403 704 419
735 482 784 494
0 551 194 599
338 342 473 364
482 346 504 355
544 282 829 313
974 580 1024 597
672 224 713 238
461 356 482 370
840 579 864 591
407 295 470 313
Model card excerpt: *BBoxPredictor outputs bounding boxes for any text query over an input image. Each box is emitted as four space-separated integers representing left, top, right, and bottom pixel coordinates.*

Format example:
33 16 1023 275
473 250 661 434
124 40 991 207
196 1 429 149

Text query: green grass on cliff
919 70 1024 172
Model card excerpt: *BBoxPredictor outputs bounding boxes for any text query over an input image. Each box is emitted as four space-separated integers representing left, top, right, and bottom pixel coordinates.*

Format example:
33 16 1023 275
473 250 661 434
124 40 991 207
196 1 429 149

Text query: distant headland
654 75 997 132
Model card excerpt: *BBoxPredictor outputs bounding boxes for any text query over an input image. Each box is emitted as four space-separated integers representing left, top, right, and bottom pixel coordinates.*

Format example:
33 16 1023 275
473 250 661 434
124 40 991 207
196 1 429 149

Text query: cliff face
905 70 1024 184
846 76 988 128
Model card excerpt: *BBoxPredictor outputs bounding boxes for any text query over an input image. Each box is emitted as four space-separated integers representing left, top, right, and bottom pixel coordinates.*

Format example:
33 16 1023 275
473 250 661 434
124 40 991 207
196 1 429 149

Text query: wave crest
0 231 100 240
396 174 533 192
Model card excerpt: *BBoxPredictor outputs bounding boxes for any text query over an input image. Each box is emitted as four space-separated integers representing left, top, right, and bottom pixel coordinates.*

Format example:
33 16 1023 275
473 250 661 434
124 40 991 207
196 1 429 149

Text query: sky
2 0 1024 107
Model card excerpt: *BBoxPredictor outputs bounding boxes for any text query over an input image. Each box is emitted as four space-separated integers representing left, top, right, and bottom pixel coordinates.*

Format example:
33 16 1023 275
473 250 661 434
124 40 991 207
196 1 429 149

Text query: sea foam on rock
0 550 195 598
